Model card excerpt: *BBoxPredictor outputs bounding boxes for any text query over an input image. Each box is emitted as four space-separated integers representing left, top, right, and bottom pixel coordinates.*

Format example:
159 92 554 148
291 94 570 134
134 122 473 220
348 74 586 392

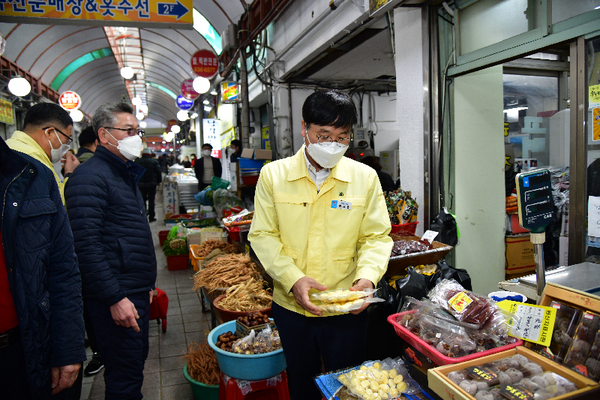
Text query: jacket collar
0 137 30 188
95 145 146 183
287 145 351 183
6 131 53 171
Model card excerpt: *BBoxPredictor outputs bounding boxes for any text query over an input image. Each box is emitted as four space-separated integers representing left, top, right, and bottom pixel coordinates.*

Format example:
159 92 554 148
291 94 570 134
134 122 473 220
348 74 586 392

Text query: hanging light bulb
140 121 147 129
139 104 148 114
120 66 134 79
176 110 189 121
8 75 31 97
171 124 181 133
203 99 210 105
193 76 210 94
70 109 84 122
136 112 145 120
132 96 142 106
210 88 217 96
190 112 198 119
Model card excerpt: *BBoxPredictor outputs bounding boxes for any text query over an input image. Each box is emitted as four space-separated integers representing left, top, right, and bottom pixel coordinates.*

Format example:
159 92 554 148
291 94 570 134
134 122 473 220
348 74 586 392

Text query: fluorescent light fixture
193 77 210 94
120 66 134 80
171 124 181 133
70 109 84 122
8 76 31 97
176 110 189 121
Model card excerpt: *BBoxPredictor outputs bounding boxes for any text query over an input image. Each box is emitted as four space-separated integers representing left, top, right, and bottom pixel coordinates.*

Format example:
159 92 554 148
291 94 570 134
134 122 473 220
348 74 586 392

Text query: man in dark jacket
135 147 162 222
75 126 98 163
194 142 222 191
65 102 157 400
0 137 86 400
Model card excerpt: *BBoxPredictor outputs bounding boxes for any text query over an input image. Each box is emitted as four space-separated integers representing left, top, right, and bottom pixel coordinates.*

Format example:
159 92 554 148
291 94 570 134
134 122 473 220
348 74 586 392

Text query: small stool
218 370 290 400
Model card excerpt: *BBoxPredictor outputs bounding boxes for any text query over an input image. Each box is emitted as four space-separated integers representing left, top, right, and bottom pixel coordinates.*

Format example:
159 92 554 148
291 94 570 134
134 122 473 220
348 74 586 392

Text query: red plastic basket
390 222 418 236
167 254 189 271
158 230 169 247
387 310 522 366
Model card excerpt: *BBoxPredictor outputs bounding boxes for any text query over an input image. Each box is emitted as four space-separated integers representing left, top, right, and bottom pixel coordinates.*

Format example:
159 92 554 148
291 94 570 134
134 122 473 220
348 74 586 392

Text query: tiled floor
81 192 213 400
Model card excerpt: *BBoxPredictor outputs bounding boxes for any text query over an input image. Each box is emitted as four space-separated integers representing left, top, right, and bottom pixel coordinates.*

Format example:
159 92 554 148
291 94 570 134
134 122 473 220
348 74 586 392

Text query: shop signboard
590 84 600 108
59 91 81 110
203 118 221 157
191 49 218 78
176 95 194 111
0 0 193 28
0 98 14 125
221 81 239 103
180 78 199 100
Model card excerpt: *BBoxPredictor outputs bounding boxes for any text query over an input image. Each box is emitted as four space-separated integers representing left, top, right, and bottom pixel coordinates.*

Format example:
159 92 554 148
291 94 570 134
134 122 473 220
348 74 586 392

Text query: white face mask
202 149 211 157
305 132 348 169
47 129 71 164
107 131 142 161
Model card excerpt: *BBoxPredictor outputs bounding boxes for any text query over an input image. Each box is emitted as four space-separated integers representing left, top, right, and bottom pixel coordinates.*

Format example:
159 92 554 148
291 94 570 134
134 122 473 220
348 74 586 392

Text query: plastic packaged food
549 300 582 364
563 311 600 368
428 279 497 329
390 239 432 257
336 358 414 399
311 289 384 313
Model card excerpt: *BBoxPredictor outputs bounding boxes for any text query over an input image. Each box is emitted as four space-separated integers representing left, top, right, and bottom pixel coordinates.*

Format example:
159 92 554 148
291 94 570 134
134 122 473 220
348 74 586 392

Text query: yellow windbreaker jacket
248 146 393 316
7 130 67 206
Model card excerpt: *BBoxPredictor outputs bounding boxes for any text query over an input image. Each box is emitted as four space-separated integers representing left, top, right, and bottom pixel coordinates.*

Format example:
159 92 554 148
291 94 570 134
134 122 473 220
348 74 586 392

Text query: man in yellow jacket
7 103 79 205
249 90 393 399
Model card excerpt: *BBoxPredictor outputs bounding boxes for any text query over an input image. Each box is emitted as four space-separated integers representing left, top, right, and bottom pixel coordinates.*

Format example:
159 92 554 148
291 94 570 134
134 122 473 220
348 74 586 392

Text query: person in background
182 156 192 168
135 148 162 223
0 137 86 400
249 90 393 400
6 102 79 204
359 156 397 193
75 126 98 163
65 102 156 400
229 139 243 163
194 143 222 191
190 153 197 167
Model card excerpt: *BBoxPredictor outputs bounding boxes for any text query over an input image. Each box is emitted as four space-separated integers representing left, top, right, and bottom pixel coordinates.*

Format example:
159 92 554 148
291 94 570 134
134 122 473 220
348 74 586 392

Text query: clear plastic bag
311 288 384 313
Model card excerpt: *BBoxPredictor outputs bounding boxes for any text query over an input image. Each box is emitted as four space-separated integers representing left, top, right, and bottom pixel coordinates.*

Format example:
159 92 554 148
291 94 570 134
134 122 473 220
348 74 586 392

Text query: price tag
421 230 439 243
500 384 534 400
497 301 556 346
466 366 498 383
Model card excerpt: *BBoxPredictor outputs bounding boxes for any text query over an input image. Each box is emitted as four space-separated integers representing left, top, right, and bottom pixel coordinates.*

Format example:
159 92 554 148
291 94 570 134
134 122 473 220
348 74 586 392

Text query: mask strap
104 129 119 148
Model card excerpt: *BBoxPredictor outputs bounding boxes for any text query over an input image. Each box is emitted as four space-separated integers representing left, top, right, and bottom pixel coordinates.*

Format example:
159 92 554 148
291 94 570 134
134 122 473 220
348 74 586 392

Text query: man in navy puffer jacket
0 137 86 399
65 102 157 400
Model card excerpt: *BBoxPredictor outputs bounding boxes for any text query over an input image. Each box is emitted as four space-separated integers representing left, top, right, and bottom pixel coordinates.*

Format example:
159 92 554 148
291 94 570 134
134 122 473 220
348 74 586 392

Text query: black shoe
149 217 157 222
84 353 104 376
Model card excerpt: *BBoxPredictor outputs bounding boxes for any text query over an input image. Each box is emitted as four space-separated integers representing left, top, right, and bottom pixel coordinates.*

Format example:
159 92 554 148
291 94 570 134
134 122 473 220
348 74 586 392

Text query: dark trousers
83 301 100 355
139 186 157 219
87 292 150 400
271 302 369 400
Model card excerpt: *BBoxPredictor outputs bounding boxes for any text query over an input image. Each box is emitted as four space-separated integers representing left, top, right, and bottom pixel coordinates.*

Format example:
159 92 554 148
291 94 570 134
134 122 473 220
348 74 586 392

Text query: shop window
551 0 600 25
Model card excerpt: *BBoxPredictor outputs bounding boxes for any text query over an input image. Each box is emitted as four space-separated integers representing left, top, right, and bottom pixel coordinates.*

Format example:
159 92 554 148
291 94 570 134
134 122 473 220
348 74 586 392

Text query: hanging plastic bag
430 208 459 246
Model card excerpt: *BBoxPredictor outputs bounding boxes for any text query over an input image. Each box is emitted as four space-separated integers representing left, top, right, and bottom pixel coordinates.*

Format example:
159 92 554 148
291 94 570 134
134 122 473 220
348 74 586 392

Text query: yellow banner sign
0 98 14 125
591 84 600 107
0 0 192 28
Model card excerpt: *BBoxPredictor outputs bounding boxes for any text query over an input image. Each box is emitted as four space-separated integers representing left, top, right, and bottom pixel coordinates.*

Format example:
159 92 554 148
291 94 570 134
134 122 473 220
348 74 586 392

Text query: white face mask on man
106 131 143 161
305 131 348 169
202 149 211 157
47 129 71 164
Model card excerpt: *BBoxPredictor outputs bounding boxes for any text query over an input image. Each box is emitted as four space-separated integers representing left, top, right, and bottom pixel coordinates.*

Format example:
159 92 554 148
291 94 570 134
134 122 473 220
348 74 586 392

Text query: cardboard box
506 233 535 274
254 149 272 160
428 346 598 400
240 148 254 158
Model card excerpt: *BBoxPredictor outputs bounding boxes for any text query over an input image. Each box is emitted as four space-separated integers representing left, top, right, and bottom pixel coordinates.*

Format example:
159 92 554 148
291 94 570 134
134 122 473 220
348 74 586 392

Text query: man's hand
150 290 154 304
63 152 80 175
291 277 327 316
349 278 374 315
51 363 80 395
110 297 140 332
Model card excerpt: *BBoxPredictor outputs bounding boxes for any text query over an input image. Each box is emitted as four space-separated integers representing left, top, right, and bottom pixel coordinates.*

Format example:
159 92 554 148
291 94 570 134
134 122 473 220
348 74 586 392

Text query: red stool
218 370 290 400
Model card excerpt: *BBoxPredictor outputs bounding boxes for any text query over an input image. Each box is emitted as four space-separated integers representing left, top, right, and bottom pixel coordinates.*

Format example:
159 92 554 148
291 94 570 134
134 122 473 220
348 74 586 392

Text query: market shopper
65 102 157 400
360 155 397 193
194 142 222 191
75 126 98 163
6 102 79 204
229 139 243 162
135 147 162 222
0 137 86 400
248 90 393 400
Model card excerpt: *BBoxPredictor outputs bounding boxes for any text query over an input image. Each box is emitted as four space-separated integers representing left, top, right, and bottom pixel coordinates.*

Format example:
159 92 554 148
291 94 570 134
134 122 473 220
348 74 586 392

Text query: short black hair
302 90 357 130
78 126 97 147
202 143 213 150
231 139 242 148
23 102 73 131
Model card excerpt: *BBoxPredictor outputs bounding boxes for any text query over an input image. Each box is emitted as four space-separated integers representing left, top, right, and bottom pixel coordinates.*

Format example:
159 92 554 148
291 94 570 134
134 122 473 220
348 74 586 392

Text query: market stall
163 165 199 216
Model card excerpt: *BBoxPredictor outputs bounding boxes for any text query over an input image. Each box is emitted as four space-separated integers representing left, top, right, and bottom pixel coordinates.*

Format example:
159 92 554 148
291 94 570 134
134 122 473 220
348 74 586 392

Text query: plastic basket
167 254 189 271
212 294 272 325
239 158 265 170
158 230 169 247
189 245 204 271
208 320 286 380
183 364 219 400
387 311 522 366
390 221 418 236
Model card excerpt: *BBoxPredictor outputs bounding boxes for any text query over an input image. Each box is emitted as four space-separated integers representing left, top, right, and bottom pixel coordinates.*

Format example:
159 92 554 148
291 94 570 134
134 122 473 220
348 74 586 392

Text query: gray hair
92 102 134 135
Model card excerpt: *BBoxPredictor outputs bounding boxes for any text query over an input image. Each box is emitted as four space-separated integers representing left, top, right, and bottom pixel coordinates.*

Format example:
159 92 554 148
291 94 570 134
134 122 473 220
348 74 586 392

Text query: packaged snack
337 358 414 399
549 301 582 363
563 311 600 368
311 289 384 313
428 279 497 329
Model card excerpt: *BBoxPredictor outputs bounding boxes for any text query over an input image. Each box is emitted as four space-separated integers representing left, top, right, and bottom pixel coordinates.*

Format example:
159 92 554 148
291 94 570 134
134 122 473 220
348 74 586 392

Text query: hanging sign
221 81 239 103
176 95 194 111
59 91 81 110
0 98 14 125
180 78 199 100
0 0 193 29
191 49 218 78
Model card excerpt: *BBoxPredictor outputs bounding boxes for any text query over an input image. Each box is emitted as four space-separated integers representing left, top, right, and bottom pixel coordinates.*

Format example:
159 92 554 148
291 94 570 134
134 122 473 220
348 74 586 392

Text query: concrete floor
81 192 213 400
